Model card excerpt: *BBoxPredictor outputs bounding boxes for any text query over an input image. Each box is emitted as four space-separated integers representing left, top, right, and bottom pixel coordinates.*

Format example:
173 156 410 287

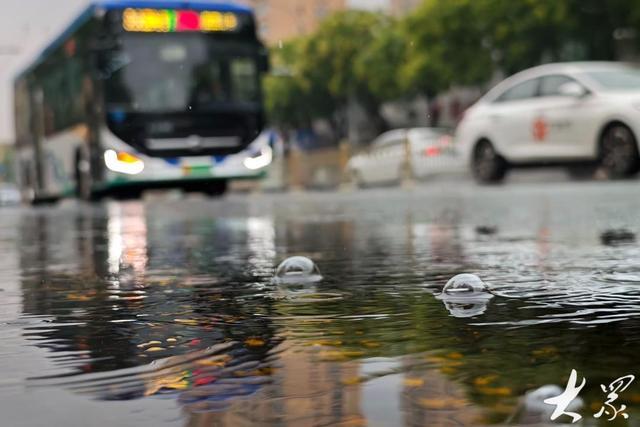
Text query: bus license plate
182 165 211 177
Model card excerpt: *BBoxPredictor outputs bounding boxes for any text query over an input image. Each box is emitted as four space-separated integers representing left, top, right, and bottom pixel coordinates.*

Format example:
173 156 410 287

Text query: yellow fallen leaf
196 355 231 367
319 350 364 361
144 373 190 396
419 398 466 410
477 386 512 396
473 375 498 387
66 293 93 302
146 347 165 352
137 341 163 348
531 346 558 358
447 352 464 360
310 340 343 347
174 319 198 326
403 378 425 388
245 338 266 347
342 376 364 386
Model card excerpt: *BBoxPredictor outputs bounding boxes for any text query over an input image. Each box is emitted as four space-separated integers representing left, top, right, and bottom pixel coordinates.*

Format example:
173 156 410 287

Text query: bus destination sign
122 8 240 33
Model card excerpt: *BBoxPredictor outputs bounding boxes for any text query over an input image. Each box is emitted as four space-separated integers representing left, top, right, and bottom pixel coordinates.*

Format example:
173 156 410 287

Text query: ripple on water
28 340 277 412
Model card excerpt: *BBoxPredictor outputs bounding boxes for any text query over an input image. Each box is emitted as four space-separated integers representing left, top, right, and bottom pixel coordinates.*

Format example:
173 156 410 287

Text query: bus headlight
104 150 145 175
243 145 273 170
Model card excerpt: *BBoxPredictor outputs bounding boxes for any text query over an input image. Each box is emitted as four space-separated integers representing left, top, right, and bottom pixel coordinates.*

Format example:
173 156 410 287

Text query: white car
456 61 640 183
347 128 462 187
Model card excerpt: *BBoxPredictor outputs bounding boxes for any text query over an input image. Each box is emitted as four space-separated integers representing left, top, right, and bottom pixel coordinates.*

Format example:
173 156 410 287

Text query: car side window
372 135 391 149
495 78 540 102
539 75 580 96
374 132 405 149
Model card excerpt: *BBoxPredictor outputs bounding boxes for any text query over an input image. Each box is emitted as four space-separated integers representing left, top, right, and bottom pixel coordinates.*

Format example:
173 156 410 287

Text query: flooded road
3 180 640 426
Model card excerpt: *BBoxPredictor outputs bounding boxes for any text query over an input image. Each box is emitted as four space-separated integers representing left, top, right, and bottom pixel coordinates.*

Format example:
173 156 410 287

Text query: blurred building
239 0 348 45
239 0 395 45
388 0 422 16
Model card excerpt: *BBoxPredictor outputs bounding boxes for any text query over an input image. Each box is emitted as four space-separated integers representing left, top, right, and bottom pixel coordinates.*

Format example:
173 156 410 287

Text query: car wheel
600 124 640 179
472 140 507 184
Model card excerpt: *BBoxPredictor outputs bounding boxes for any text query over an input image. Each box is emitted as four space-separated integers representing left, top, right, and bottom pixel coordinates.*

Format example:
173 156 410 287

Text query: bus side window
67 58 86 124
38 50 90 136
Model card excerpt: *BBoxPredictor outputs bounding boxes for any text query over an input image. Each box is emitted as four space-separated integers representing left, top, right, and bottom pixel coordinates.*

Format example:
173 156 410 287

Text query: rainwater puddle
2 184 640 425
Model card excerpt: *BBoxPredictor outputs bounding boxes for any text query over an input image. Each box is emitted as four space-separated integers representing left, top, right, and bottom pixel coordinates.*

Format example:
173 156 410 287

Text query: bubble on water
439 274 493 300
436 274 493 317
516 384 583 423
273 256 322 284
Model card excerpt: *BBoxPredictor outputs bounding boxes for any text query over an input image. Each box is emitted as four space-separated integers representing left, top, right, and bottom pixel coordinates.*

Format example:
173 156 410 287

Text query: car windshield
104 33 261 113
583 69 640 91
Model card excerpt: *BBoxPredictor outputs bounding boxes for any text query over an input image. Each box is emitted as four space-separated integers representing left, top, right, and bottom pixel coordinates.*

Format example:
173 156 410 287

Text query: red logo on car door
533 117 549 142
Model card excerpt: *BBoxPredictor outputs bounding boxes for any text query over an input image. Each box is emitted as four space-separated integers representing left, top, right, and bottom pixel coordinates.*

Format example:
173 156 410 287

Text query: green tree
265 11 403 139
401 0 494 96
402 0 640 92
264 40 313 128
354 20 408 127
265 0 640 142
300 11 392 137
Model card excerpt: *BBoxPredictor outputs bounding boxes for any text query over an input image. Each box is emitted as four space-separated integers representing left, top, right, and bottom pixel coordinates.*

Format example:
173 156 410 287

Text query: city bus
14 0 273 202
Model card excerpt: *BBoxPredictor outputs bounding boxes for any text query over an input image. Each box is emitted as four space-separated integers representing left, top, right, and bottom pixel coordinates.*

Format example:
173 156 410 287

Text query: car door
530 74 598 159
360 133 392 184
488 77 542 161
384 132 408 183
410 129 449 178
366 131 406 184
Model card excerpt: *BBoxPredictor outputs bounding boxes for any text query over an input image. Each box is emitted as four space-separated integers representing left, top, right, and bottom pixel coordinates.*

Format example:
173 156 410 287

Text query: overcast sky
0 0 390 142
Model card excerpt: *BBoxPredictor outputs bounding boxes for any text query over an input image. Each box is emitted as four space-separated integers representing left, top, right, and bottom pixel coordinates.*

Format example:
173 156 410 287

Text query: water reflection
4 187 640 425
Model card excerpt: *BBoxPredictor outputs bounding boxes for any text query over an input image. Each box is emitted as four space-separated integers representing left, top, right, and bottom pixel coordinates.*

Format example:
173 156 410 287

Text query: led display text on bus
122 8 239 33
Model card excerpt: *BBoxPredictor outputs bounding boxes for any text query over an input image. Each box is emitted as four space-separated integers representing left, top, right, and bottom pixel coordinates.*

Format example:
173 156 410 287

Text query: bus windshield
104 33 261 113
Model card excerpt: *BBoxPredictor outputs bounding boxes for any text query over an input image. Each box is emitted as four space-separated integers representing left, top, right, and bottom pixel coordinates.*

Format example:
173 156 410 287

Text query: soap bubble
511 385 583 424
273 256 322 284
440 274 493 300
436 274 493 317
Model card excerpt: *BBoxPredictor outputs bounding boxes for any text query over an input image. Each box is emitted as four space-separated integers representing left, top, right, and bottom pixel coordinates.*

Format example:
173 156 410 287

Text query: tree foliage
265 0 640 137
264 11 403 136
